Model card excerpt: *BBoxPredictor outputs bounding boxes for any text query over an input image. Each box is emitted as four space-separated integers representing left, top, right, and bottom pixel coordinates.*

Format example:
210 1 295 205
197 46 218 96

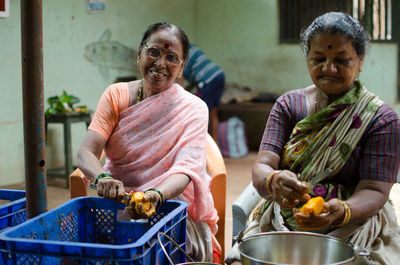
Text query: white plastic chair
231 182 261 244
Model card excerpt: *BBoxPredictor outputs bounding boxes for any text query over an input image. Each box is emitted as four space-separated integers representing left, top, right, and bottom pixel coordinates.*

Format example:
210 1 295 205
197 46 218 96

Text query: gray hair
300 12 370 58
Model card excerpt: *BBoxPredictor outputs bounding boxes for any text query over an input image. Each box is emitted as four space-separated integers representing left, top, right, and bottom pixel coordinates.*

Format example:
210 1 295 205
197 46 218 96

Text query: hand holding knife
90 183 132 205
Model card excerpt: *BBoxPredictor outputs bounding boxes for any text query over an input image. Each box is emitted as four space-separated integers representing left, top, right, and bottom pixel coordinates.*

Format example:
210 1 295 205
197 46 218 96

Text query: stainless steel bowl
238 231 368 265
177 262 219 265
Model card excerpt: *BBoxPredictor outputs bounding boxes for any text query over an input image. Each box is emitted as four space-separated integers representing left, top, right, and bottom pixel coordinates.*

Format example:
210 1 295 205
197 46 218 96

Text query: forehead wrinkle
311 50 349 56
310 35 354 55
146 43 180 55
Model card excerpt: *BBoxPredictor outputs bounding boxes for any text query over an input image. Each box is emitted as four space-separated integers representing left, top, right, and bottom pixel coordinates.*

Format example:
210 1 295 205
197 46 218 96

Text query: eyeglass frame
143 43 184 65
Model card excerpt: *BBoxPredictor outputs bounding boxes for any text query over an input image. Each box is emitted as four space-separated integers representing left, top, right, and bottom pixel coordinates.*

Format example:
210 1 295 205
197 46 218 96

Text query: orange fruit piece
130 192 152 214
131 191 145 204
299 196 325 216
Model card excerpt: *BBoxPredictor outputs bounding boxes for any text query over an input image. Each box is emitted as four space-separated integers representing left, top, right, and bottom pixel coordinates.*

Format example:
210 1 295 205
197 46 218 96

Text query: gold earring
177 72 182 78
137 60 140 66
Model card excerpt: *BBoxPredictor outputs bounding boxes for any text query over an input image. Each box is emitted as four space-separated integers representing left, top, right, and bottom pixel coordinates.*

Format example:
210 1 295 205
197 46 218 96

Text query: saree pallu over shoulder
281 81 384 181
103 83 218 229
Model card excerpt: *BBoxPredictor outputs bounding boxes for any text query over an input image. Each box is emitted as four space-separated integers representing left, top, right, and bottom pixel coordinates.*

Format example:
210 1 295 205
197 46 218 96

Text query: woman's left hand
293 198 345 230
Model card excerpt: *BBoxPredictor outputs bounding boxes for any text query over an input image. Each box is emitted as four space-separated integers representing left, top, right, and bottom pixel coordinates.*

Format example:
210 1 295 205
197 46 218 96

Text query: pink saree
102 82 219 239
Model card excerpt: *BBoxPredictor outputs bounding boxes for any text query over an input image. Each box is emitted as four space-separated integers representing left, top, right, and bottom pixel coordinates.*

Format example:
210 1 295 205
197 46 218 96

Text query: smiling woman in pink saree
78 23 221 263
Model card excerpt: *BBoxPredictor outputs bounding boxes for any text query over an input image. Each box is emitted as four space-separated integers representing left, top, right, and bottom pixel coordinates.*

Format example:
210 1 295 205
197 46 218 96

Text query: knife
89 183 132 205
305 168 332 191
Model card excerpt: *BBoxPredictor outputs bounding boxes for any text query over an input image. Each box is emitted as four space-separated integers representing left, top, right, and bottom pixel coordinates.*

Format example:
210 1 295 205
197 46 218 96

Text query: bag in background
217 117 249 158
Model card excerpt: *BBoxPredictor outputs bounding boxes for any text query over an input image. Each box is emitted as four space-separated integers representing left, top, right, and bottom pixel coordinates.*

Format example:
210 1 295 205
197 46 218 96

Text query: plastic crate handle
158 231 195 265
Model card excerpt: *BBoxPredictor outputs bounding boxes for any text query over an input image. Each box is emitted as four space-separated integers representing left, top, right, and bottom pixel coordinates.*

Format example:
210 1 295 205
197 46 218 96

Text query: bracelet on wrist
145 188 164 209
94 173 113 185
266 170 280 194
332 201 352 228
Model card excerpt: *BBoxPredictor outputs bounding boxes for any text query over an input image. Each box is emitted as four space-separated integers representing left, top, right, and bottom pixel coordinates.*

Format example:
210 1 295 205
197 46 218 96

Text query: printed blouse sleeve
259 93 295 156
358 105 400 183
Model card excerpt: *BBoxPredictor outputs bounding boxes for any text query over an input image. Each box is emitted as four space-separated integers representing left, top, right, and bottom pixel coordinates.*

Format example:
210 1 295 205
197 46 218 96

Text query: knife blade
89 183 131 205
305 168 332 191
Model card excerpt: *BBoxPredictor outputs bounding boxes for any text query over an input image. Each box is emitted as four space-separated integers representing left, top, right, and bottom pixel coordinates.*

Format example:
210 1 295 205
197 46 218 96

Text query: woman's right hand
270 170 310 209
97 177 126 201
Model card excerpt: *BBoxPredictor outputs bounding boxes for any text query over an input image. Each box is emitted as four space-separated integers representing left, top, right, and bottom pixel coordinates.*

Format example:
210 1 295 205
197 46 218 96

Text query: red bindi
164 43 169 49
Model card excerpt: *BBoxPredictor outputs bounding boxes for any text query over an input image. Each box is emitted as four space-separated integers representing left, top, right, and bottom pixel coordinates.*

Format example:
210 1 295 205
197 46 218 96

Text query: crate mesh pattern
0 189 26 232
0 197 187 265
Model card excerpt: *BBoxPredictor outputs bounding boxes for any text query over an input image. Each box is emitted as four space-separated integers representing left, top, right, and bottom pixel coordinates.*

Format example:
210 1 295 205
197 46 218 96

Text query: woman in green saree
226 12 400 265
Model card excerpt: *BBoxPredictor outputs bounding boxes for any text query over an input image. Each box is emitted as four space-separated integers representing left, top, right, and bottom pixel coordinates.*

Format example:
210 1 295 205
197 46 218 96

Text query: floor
2 151 400 258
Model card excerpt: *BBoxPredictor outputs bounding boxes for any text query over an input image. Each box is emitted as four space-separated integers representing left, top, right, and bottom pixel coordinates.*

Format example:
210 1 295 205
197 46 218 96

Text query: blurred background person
178 43 225 141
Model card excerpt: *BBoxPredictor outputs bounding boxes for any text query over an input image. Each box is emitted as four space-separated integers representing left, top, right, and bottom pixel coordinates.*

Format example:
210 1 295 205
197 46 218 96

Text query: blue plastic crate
0 197 188 265
0 189 26 217
0 209 27 232
0 189 26 232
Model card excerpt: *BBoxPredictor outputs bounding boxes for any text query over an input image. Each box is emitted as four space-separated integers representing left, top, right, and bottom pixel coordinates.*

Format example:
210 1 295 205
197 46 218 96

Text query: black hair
139 22 189 60
300 12 370 58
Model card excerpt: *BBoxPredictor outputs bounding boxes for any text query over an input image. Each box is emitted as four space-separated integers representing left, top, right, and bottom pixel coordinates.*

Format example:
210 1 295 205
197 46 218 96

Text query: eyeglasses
144 43 183 65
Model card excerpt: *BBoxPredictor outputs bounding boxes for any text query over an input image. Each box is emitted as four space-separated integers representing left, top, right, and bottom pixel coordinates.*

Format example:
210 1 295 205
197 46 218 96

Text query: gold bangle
94 173 113 185
266 170 280 194
332 201 352 227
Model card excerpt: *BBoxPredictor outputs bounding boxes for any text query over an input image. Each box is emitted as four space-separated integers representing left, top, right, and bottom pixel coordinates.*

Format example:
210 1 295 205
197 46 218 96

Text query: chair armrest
69 168 89 199
69 151 105 199
210 172 227 263
232 182 261 244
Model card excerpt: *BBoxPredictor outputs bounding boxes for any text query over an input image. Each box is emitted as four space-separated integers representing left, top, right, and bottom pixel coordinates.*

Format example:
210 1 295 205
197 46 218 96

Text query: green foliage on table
45 91 88 116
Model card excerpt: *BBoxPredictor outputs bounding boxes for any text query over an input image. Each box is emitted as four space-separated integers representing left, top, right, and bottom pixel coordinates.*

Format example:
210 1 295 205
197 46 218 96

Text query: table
45 112 91 188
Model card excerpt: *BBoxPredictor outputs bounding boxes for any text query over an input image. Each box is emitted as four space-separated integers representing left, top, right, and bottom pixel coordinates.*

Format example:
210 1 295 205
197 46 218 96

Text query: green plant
45 91 87 116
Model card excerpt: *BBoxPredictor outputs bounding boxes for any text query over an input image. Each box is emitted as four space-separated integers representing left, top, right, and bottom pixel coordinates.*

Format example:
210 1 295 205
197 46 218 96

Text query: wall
195 0 399 106
0 0 195 186
0 0 24 186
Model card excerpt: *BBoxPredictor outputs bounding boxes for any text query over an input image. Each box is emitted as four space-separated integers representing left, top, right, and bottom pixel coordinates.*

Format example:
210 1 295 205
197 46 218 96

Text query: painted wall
0 0 24 186
0 0 398 186
0 0 196 186
194 0 399 104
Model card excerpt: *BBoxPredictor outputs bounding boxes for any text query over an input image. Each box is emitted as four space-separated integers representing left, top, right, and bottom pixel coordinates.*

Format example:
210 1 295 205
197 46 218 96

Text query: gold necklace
136 80 143 103
314 89 318 113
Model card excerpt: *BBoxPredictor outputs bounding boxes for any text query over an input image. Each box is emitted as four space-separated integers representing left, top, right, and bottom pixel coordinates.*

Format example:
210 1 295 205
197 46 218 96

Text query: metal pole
21 0 48 218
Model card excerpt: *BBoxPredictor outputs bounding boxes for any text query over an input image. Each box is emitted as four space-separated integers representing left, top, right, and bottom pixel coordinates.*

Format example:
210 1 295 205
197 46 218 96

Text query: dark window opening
279 0 393 43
